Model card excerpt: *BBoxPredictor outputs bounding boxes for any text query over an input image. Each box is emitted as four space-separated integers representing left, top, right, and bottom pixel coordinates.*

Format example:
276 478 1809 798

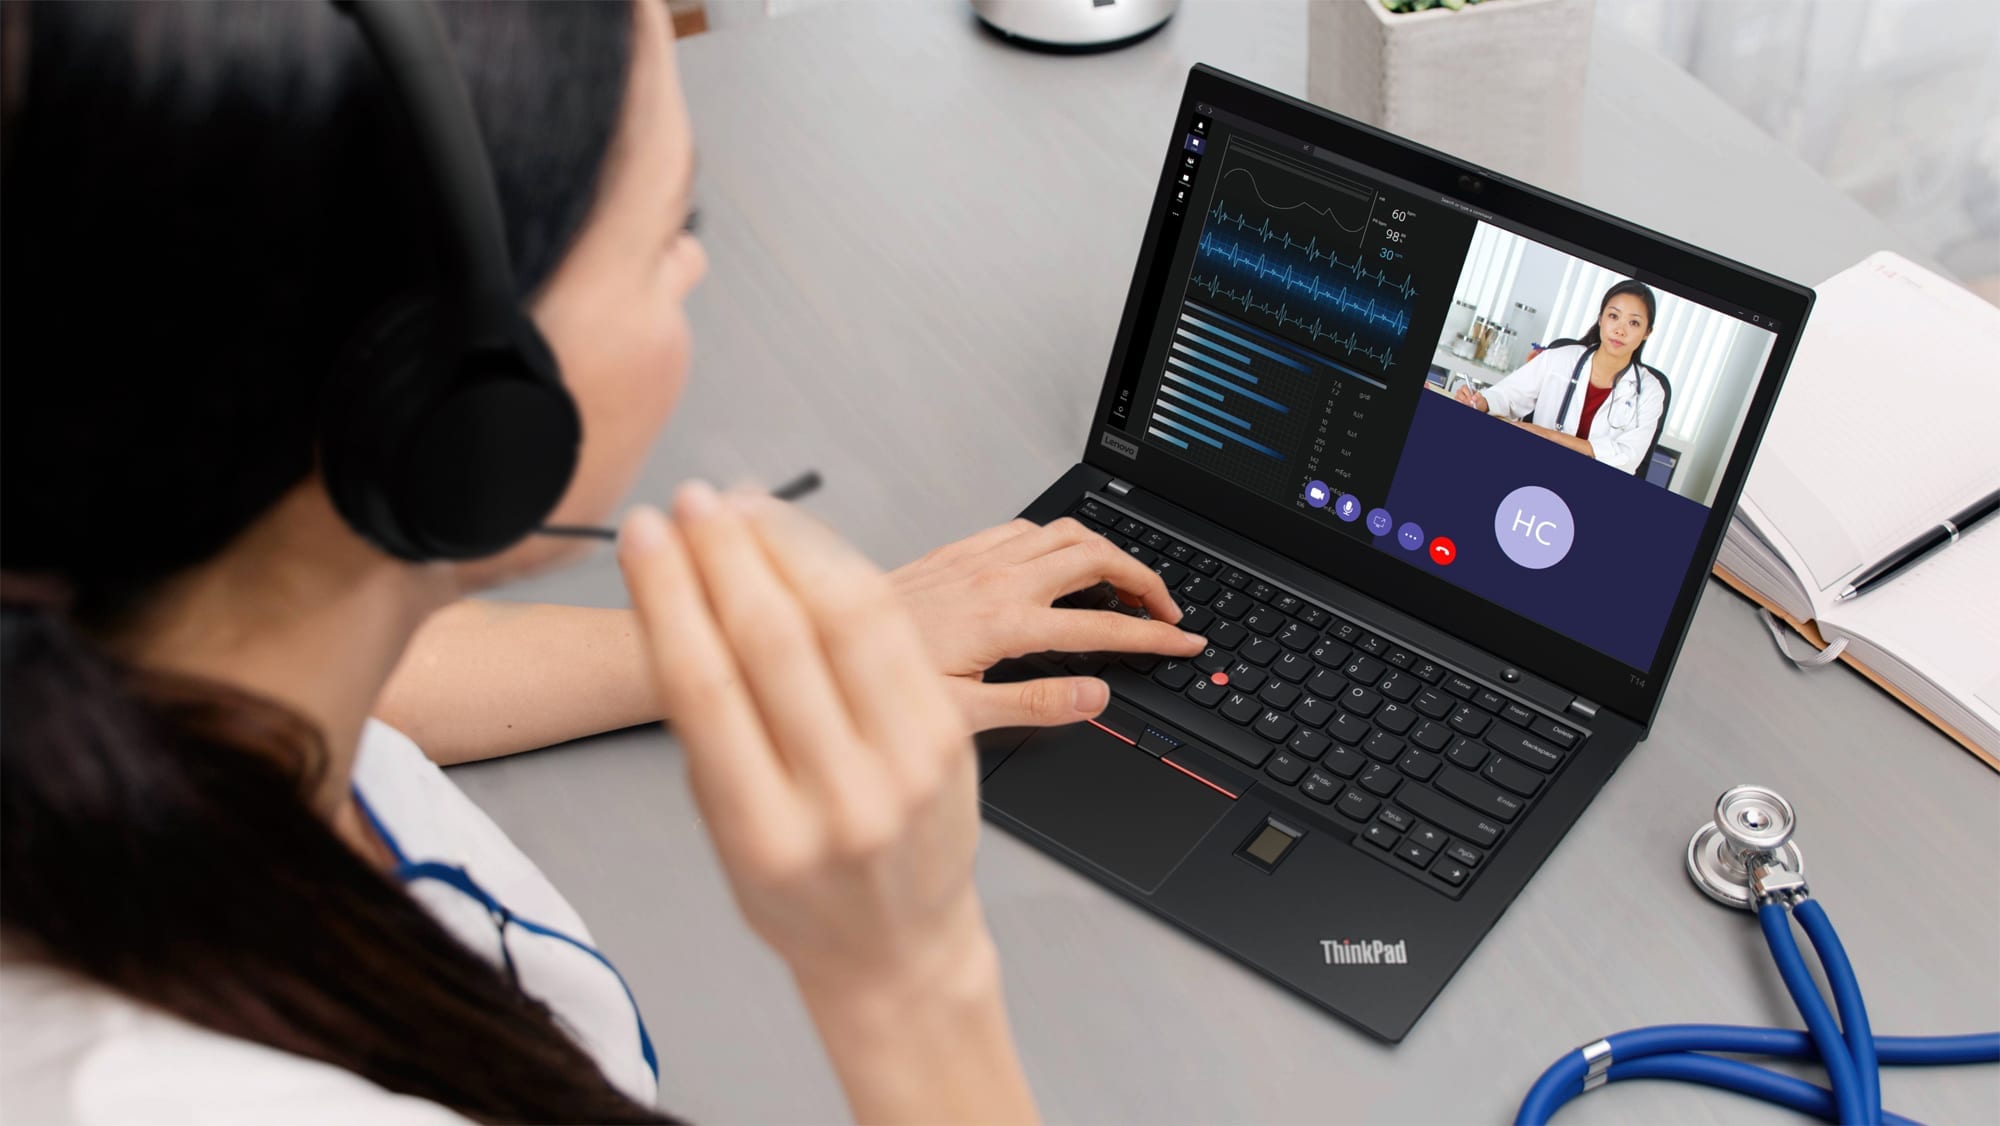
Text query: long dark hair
1579 279 1659 371
1 2 671 1121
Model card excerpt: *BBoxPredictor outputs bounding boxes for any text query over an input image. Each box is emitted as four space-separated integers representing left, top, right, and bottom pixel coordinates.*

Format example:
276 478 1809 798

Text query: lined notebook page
1744 252 2000 614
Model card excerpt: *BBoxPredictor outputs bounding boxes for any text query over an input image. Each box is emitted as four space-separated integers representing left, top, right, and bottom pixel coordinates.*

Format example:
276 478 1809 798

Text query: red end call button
1428 536 1457 566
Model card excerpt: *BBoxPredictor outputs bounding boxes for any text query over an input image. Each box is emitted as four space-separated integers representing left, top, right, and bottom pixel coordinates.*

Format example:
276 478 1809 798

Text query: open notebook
1715 252 1999 766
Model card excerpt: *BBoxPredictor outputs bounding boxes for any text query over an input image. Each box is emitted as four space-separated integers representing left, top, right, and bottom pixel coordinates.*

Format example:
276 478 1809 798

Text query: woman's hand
889 517 1207 732
618 483 1033 1123
1453 385 1489 412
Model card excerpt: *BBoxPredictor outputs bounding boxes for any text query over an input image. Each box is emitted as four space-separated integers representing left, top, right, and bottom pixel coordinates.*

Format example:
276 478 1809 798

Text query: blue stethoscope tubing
1516 895 2000 1124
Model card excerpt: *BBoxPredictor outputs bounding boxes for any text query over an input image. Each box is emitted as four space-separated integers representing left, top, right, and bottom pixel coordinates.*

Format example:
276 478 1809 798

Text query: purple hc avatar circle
1397 522 1424 551
1335 494 1362 523
1494 485 1575 569
1366 508 1393 537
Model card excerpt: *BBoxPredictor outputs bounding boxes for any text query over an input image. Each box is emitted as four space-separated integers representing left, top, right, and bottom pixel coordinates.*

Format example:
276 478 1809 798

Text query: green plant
1381 0 1487 12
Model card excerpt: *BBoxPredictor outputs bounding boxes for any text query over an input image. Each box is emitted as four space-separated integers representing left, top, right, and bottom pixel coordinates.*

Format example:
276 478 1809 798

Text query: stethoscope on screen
1551 344 1642 433
1516 786 1999 1124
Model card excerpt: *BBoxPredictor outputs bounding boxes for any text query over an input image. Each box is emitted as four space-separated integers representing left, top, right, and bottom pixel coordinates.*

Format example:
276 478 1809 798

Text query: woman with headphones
1453 280 1671 476
0 2 1205 1121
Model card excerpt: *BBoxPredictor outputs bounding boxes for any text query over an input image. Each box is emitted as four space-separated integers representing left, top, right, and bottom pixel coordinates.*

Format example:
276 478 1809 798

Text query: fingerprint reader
1239 818 1303 872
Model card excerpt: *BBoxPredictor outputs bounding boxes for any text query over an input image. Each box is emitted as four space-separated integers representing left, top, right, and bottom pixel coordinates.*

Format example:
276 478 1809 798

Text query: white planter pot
1308 0 1595 188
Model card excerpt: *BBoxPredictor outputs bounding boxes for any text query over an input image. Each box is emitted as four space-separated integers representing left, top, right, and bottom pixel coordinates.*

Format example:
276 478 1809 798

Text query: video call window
1429 222 1776 507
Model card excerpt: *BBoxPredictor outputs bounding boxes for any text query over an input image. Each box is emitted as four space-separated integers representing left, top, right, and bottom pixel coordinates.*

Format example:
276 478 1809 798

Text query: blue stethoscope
353 790 659 1084
1517 786 1999 1124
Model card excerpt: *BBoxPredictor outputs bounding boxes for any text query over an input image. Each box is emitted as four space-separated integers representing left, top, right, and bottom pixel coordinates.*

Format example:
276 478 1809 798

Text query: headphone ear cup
321 299 580 561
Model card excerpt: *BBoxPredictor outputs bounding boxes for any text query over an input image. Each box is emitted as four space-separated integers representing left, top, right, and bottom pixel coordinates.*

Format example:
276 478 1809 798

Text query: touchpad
983 723 1233 893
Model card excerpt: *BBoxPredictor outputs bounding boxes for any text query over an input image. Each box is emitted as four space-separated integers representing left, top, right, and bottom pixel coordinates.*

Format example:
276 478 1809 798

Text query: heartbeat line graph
1218 166 1369 234
1188 275 1399 369
1193 236 1414 335
1201 206 1418 298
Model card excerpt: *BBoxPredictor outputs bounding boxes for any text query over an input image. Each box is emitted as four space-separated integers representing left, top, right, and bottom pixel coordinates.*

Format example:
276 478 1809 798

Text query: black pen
1836 484 2000 601
536 468 825 541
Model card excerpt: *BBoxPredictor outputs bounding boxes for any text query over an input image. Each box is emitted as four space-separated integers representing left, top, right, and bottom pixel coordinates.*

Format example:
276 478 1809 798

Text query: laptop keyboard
1043 494 1586 898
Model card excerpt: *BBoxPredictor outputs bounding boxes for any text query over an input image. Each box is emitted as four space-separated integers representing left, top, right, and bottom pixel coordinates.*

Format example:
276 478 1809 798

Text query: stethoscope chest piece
1685 784 1805 909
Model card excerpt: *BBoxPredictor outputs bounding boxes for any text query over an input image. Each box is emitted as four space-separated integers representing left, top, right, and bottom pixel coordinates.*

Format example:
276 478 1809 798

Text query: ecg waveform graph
1195 235 1413 333
1187 274 1397 369
1202 202 1419 299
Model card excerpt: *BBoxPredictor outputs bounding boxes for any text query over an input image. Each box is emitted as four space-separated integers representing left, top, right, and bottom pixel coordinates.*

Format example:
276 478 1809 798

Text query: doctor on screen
1453 280 1669 476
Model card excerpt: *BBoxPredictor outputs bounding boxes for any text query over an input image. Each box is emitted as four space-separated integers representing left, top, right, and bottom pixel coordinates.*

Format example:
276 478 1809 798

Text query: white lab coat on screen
1478 342 1667 475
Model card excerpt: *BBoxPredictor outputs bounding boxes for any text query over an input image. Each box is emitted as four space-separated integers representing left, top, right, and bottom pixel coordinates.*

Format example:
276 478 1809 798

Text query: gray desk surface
459 4 2000 1121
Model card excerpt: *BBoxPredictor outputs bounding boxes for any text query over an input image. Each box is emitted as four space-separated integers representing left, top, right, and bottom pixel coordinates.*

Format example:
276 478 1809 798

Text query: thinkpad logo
1099 431 1139 459
1323 939 1408 965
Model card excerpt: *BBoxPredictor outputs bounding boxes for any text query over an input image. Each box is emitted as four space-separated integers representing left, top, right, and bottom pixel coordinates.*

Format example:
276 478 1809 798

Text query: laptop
975 65 1814 1042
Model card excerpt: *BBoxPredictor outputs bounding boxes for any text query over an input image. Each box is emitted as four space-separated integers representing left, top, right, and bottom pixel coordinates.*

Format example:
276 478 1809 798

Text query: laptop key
1293 695 1336 727
1376 805 1413 832
1341 685 1383 718
1123 543 1158 566
1397 750 1442 781
1220 738 1271 769
1184 678 1225 708
1394 784 1503 848
1411 659 1445 684
1473 688 1507 713
1153 660 1195 691
1363 731 1404 763
1531 716 1580 749
1449 704 1491 736
1264 751 1309 785
1164 542 1194 563
1220 692 1261 725
1179 575 1220 602
1299 606 1330 628
1276 621 1315 652
1273 593 1301 615
1300 770 1341 804
1487 723 1565 772
1242 606 1282 636
1209 621 1247 649
1219 567 1250 590
1336 788 1379 821
1224 661 1266 693
1240 637 1280 666
1430 858 1469 886
1377 671 1419 702
1330 618 1363 643
1115 518 1146 539
1247 580 1277 602
1073 499 1112 525
1501 701 1535 728
1386 648 1415 669
1361 823 1399 850
1142 530 1170 551
1154 561 1189 589
1271 651 1312 683
1179 605 1215 634
1258 680 1300 709
1288 730 1331 762
1358 763 1400 798
1414 688 1454 719
1436 767 1526 822
1209 590 1250 619
1254 710 1295 742
1307 669 1346 698
1321 743 1363 777
1407 823 1448 851
1484 753 1545 797
1356 634 1389 657
1193 647 1230 674
1326 711 1368 745
1446 841 1484 868
1410 719 1452 751
1376 702 1416 734
1310 640 1352 668
1396 840 1436 868
1343 655 1387 686
1444 674 1478 699
1189 553 1221 576
1445 737 1489 771
1120 653 1160 674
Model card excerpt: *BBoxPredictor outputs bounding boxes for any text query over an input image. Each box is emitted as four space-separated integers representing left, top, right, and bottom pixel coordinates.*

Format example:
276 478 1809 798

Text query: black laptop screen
1100 101 1782 674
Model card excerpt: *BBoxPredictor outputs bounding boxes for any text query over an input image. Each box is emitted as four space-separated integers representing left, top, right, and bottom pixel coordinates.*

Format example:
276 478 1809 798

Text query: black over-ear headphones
320 0 581 561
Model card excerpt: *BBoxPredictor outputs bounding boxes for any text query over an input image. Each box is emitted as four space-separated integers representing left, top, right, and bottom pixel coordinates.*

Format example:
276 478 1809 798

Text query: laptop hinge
1105 478 1134 497
1566 697 1600 721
